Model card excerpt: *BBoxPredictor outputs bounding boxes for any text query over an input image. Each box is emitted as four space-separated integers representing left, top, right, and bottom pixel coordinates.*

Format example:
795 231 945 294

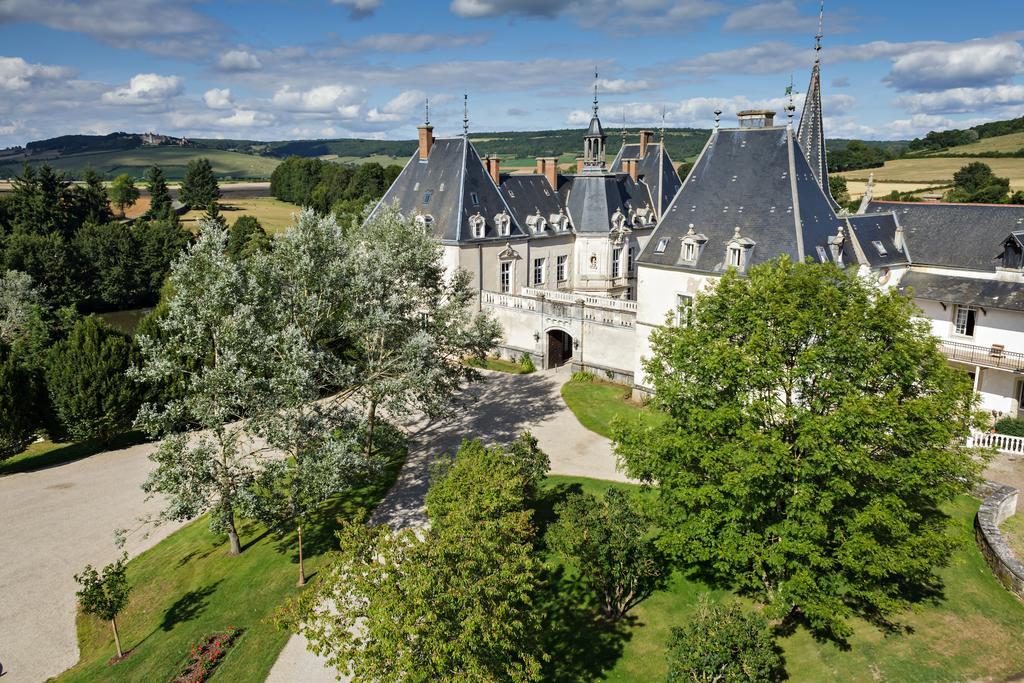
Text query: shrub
994 416 1024 437
519 353 536 373
571 370 595 383
666 597 785 683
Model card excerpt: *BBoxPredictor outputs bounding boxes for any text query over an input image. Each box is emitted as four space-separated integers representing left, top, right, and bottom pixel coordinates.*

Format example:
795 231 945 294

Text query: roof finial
424 97 430 126
463 93 469 137
786 74 796 122
815 0 824 62
593 68 599 116
660 106 667 142
713 108 722 129
621 107 627 146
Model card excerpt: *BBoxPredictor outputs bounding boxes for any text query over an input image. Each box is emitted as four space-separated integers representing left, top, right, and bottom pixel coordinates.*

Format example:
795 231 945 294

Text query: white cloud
332 0 380 19
271 84 364 113
366 89 426 123
219 109 272 127
896 85 1024 115
217 49 262 72
101 73 183 105
203 88 233 109
0 56 74 90
884 40 1024 91
450 0 725 31
723 1 821 33
597 78 652 95
355 33 489 52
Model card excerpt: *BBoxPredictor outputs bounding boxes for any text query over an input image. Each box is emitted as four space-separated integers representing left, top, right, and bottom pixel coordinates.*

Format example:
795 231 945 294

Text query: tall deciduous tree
46 315 142 443
179 158 221 210
340 206 500 457
546 487 669 621
290 437 547 682
135 222 285 556
145 165 174 220
73 222 140 309
615 257 984 640
109 174 139 218
74 554 132 660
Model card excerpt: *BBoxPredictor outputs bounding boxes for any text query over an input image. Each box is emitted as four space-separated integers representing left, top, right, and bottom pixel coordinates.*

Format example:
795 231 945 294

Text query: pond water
97 307 153 334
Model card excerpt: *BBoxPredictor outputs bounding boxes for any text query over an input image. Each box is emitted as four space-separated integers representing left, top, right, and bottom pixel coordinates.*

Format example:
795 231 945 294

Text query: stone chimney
542 157 558 190
638 130 654 159
736 110 776 128
418 123 434 160
485 156 501 185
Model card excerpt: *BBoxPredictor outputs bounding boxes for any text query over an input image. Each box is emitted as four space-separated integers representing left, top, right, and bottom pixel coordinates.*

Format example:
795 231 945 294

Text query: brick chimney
576 156 584 174
535 157 545 175
541 157 558 190
625 158 639 183
417 123 434 160
639 130 653 159
485 156 501 185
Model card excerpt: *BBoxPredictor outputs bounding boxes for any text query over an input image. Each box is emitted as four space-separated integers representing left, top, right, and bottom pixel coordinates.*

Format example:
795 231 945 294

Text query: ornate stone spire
583 70 607 172
796 0 833 201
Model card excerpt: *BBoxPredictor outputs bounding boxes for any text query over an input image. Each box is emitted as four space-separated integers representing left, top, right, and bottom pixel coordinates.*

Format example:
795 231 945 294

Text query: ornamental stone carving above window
469 212 486 239
494 211 511 236
526 210 548 234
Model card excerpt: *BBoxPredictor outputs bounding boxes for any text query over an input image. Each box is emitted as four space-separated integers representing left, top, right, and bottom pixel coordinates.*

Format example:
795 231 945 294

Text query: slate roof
609 141 684 217
638 126 850 272
899 271 1024 312
586 114 605 139
845 212 908 267
564 173 650 234
796 59 837 209
499 174 568 233
371 137 525 243
866 201 1024 271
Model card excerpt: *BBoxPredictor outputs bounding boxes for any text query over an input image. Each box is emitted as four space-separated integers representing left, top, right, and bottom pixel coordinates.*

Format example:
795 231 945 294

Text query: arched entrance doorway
546 329 574 369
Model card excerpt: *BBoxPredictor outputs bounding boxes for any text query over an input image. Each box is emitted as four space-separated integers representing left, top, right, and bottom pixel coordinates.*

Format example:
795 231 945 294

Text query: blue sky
0 0 1022 147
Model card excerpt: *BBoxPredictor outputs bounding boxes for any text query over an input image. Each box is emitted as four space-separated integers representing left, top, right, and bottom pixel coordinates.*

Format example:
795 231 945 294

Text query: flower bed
174 626 242 683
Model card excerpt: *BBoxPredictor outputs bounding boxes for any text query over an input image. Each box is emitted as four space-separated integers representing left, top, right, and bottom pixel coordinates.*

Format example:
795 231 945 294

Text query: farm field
181 197 299 234
320 153 407 166
838 157 1024 190
0 146 280 181
942 131 1024 155
843 179 951 201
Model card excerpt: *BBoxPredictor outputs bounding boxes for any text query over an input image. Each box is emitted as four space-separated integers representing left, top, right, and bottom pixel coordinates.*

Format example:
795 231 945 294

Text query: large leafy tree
290 437 547 682
546 487 669 621
179 158 221 210
340 206 500 456
46 315 142 443
144 165 174 220
135 222 289 556
2 231 80 308
947 161 1012 204
109 174 140 218
615 257 984 640
134 218 192 302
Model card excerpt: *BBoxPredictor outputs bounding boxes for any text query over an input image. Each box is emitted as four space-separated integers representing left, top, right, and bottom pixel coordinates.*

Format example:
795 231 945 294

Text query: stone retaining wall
974 481 1024 601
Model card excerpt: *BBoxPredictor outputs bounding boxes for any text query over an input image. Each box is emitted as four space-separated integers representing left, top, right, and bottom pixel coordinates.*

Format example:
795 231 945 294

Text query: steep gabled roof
866 201 1024 271
638 126 849 272
609 141 683 218
795 58 839 210
845 212 908 267
371 137 524 243
499 174 567 231
563 173 649 234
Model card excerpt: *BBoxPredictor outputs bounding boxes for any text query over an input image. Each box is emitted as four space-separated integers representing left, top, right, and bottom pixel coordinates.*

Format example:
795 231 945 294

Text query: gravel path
266 367 630 682
0 441 184 682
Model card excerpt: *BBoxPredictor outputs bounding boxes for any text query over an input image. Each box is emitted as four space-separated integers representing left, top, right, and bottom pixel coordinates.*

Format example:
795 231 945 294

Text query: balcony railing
968 430 1024 455
939 340 1024 373
482 288 636 328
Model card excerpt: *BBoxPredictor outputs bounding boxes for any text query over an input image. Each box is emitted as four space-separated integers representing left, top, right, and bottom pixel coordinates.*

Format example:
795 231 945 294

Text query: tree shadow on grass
161 580 221 632
538 565 633 682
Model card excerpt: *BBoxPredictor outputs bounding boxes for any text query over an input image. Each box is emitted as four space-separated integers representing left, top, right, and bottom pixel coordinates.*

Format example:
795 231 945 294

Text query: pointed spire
815 0 824 62
796 0 833 202
659 106 667 142
425 97 430 126
593 68 599 116
463 93 469 138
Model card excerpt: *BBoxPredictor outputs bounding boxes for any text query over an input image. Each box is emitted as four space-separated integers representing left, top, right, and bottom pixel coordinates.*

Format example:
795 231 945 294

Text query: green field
0 147 280 181
839 156 1024 190
321 154 407 166
544 476 1024 682
942 131 1024 155
182 197 300 234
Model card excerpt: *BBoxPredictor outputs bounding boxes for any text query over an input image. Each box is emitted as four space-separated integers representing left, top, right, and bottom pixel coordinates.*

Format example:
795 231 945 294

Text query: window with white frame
627 246 635 274
676 293 693 325
683 242 696 261
728 247 743 268
953 305 976 337
500 261 511 293
612 247 622 278
556 254 568 282
533 257 546 285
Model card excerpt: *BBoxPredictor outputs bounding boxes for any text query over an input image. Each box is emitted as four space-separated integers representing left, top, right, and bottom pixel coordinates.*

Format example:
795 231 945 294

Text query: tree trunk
111 616 123 659
365 398 378 459
296 524 306 587
226 511 242 556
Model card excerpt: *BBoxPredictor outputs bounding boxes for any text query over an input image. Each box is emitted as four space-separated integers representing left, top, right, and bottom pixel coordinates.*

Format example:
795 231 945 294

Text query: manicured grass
560 379 665 440
478 356 528 374
56 451 405 682
541 476 1024 683
0 431 148 476
1001 513 1024 559
181 197 300 234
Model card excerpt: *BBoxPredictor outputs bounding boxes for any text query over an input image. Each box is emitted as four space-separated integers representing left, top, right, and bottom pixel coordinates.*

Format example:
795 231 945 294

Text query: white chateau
371 33 1024 422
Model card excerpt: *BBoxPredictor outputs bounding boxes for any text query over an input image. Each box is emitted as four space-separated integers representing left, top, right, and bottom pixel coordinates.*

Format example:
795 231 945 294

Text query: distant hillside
907 116 1024 155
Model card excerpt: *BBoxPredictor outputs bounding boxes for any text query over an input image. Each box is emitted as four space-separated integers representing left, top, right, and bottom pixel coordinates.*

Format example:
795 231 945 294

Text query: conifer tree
179 158 221 210
145 165 174 220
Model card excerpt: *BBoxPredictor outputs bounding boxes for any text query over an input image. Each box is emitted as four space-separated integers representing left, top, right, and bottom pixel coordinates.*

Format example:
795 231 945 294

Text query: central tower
582 73 607 172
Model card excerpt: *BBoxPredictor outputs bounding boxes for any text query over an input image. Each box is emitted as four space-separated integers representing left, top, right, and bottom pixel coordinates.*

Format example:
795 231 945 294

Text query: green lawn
56 452 405 682
1001 513 1024 559
477 356 528 374
542 476 1024 682
0 432 148 476
560 379 665 439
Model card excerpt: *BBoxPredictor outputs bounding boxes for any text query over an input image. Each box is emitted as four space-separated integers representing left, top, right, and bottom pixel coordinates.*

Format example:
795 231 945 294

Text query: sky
0 0 1022 147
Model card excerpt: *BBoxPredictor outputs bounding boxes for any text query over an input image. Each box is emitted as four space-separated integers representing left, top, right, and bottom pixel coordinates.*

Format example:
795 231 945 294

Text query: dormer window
680 224 707 263
725 226 755 271
550 210 570 232
469 213 486 239
414 214 433 231
526 210 548 234
684 243 697 261
1001 231 1024 269
495 211 511 236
